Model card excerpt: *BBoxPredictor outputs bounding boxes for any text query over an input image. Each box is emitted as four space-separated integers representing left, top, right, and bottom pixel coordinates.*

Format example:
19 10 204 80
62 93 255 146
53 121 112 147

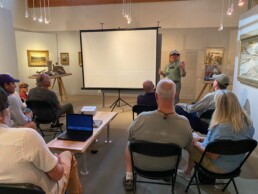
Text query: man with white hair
123 78 192 191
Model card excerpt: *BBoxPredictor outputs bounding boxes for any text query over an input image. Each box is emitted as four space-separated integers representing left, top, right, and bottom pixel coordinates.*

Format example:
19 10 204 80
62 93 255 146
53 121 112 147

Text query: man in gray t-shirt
123 78 193 191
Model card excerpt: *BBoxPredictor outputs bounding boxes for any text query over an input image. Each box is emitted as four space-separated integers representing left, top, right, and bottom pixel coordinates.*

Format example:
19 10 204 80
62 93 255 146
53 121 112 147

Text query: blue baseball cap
0 74 20 86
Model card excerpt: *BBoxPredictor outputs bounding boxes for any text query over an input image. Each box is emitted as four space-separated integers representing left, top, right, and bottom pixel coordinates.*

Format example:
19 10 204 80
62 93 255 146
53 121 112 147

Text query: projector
80 106 97 116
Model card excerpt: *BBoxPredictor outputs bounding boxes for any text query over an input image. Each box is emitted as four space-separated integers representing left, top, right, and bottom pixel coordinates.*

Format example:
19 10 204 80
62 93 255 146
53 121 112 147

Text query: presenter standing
159 49 186 104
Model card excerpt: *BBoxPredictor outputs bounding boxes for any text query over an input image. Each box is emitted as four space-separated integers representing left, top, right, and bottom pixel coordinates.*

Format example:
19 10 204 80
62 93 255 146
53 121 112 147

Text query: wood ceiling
28 0 186 8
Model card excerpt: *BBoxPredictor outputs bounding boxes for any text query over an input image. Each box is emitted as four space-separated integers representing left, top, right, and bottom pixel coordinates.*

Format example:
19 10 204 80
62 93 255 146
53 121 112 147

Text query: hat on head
169 49 180 56
0 74 20 86
19 82 29 88
216 74 230 87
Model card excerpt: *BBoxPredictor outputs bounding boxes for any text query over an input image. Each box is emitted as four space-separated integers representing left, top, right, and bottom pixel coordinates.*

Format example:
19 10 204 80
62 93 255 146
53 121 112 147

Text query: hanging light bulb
47 0 51 24
25 0 29 18
0 0 3 8
38 0 43 23
226 0 232 15
238 0 244 6
32 0 37 21
44 0 49 24
218 0 225 31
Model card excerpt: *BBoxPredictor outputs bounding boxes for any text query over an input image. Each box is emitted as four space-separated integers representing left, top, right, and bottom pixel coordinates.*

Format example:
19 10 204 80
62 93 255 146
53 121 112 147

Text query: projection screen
80 28 158 89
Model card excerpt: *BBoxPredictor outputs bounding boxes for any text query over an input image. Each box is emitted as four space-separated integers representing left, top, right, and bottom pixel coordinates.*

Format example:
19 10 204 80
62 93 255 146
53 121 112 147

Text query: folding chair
196 109 215 134
129 141 182 194
185 139 257 194
26 100 63 138
0 183 45 194
132 105 157 120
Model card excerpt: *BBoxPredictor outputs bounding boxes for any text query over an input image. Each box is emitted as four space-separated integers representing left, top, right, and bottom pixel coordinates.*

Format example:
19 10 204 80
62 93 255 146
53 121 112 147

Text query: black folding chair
129 141 182 194
0 183 45 194
26 100 63 138
185 139 257 194
132 105 157 120
196 109 215 134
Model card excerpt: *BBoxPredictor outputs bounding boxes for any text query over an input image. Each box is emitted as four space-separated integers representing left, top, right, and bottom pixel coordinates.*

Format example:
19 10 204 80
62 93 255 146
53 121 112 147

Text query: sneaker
177 169 191 181
123 177 134 191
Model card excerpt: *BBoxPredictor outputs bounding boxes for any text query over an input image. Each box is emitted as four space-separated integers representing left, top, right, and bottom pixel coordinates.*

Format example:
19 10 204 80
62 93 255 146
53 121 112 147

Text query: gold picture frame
238 34 258 88
78 52 83 66
60 52 69 65
27 50 49 67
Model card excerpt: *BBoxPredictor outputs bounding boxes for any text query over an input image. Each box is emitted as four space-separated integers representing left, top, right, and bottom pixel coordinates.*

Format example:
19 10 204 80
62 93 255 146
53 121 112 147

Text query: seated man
0 74 35 129
175 74 230 134
123 78 193 191
137 80 157 106
28 73 74 126
0 89 82 194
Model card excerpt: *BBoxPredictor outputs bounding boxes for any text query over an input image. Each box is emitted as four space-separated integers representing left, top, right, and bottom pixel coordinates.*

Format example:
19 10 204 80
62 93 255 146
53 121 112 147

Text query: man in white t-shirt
0 89 82 194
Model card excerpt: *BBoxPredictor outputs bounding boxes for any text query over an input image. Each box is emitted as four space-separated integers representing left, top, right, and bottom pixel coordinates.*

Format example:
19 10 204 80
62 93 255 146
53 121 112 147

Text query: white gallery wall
233 5 258 140
0 8 18 78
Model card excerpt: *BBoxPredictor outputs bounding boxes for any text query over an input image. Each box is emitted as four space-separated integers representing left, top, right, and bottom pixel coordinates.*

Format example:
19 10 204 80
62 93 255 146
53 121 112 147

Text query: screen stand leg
109 89 132 112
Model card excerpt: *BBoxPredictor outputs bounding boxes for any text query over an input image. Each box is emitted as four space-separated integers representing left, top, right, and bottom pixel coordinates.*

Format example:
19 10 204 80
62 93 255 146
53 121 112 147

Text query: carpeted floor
43 95 258 194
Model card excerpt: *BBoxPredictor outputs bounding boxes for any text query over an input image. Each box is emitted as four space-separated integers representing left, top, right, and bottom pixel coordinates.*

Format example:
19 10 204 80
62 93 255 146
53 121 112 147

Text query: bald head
156 79 176 102
36 73 51 88
143 80 155 93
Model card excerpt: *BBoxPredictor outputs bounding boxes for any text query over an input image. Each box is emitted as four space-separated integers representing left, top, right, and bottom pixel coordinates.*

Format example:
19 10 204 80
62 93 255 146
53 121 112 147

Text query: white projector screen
80 28 158 89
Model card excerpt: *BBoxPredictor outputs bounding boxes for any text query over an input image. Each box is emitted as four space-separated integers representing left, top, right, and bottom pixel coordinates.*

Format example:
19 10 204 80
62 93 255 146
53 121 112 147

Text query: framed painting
27 50 49 67
78 52 83 66
238 34 258 87
60 53 69 65
204 47 224 65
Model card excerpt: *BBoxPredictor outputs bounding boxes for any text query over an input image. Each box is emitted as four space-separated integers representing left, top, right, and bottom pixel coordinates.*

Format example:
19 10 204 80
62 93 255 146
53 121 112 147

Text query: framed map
238 34 258 87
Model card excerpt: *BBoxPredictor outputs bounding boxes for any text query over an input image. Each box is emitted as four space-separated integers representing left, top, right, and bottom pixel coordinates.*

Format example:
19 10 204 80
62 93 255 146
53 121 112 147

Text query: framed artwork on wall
204 48 224 79
78 52 83 66
60 52 69 65
204 47 224 65
238 34 258 88
27 50 49 67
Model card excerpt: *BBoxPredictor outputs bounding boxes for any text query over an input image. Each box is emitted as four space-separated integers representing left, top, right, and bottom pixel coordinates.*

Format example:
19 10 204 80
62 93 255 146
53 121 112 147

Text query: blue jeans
175 106 208 134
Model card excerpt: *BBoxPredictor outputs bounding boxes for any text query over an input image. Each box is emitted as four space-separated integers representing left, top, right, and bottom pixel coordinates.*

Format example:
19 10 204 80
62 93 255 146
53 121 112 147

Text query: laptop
57 114 94 142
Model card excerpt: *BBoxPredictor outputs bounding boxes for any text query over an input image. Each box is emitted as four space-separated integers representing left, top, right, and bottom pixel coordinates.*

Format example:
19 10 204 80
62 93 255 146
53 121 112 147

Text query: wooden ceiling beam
28 0 183 8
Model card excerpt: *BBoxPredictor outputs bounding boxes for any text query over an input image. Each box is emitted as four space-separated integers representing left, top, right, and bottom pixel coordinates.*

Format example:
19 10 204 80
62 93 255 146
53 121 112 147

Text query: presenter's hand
159 69 164 76
180 61 186 71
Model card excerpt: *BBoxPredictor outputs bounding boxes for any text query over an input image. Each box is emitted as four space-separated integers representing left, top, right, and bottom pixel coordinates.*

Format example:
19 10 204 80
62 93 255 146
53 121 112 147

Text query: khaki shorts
190 146 224 174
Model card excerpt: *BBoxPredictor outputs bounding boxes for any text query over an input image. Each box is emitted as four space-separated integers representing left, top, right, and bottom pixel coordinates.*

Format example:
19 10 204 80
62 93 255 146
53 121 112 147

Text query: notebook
57 114 93 142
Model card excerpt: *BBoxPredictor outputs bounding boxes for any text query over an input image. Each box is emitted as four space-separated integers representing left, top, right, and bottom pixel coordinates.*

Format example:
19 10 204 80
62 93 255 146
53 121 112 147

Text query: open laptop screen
66 114 93 132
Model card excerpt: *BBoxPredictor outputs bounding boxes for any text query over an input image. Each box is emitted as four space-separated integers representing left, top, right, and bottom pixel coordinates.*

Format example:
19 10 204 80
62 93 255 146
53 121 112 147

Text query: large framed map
238 34 258 87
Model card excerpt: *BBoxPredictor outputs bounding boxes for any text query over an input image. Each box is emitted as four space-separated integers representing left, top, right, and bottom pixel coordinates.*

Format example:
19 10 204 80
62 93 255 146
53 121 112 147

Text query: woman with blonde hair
178 91 255 180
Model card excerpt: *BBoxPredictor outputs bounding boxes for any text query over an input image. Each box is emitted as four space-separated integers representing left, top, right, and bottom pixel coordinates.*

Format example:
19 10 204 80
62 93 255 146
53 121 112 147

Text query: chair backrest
199 109 215 120
201 139 257 170
129 141 182 174
26 100 58 123
0 183 45 194
132 105 157 120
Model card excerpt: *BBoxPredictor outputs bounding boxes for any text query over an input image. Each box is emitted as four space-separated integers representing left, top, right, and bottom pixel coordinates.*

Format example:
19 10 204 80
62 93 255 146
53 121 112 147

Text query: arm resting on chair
193 141 219 160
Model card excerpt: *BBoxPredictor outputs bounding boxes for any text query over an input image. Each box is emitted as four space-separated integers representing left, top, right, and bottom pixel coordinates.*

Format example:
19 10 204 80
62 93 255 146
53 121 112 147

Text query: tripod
110 89 132 111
